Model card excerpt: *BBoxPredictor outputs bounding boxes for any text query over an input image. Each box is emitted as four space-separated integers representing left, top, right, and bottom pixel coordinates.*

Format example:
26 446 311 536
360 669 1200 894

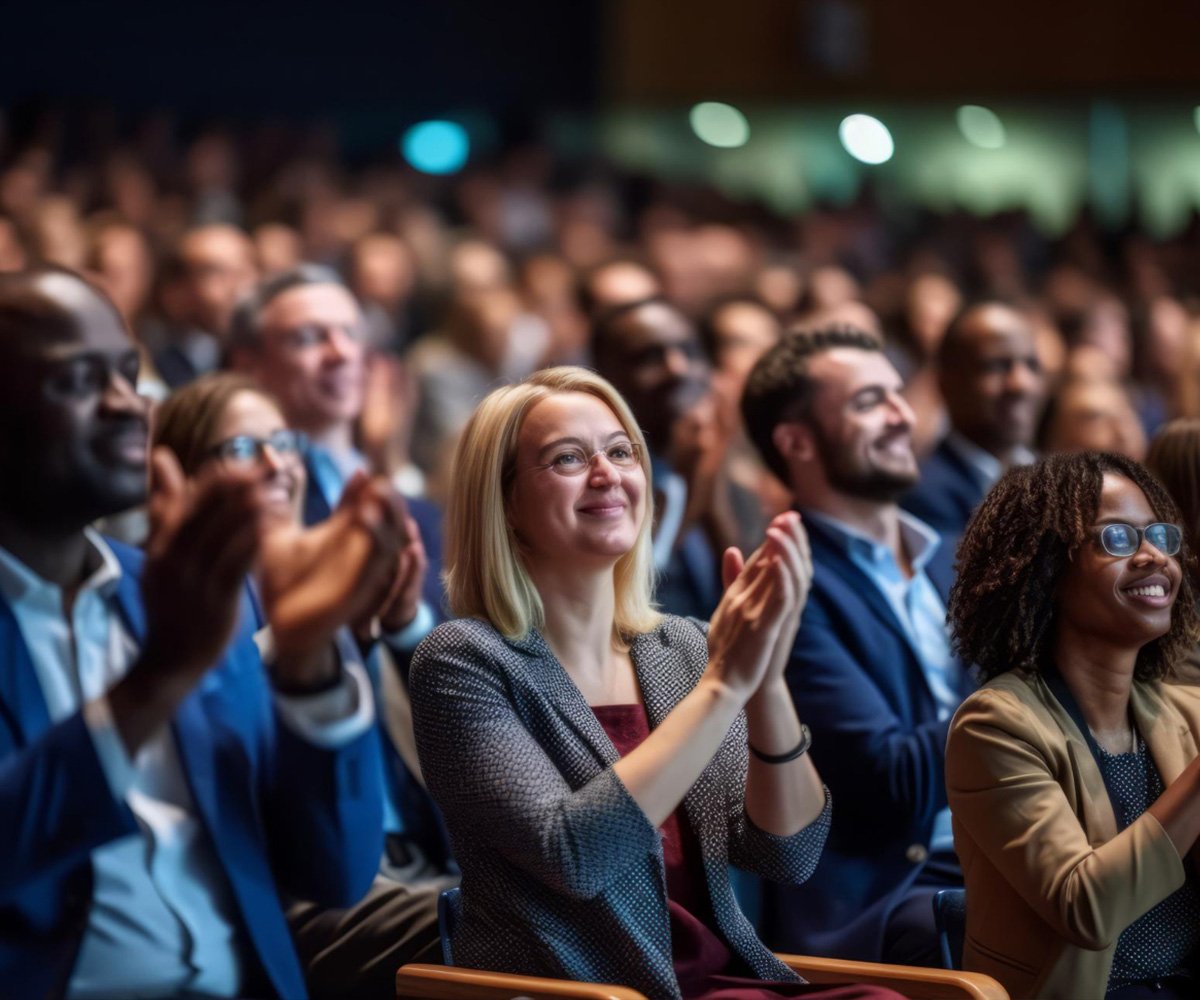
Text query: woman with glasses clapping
408 366 902 999
946 452 1200 1000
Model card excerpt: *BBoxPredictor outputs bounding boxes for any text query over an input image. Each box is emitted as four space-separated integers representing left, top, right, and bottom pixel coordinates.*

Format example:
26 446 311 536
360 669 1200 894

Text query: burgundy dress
592 703 905 1000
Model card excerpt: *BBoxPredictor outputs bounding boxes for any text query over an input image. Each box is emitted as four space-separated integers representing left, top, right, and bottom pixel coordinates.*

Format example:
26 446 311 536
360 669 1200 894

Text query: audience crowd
5 113 1200 1000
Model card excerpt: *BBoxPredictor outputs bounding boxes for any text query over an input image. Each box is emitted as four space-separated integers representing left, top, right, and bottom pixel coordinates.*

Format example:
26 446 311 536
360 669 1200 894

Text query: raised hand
111 447 264 753
257 472 407 688
754 511 812 692
705 511 812 703
374 509 429 634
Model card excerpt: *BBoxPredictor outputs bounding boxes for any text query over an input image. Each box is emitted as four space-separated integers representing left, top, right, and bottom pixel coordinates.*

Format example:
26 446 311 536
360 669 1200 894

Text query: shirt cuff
272 660 375 749
382 600 435 653
82 696 138 801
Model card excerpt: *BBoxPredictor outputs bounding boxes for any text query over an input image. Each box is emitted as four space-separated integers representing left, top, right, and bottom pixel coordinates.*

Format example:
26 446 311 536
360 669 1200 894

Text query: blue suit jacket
0 540 383 999
302 464 452 866
760 514 971 962
901 438 985 544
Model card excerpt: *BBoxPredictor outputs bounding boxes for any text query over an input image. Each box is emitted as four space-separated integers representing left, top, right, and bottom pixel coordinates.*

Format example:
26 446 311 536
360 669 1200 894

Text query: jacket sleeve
243 614 383 908
787 599 950 833
678 616 832 884
946 687 1185 950
410 621 661 901
0 711 138 895
725 717 832 886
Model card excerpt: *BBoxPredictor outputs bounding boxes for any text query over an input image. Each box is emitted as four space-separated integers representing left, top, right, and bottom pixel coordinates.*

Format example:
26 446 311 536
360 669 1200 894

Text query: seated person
947 451 1200 999
742 327 968 965
0 266 383 998
409 365 902 999
902 300 1045 543
152 372 450 996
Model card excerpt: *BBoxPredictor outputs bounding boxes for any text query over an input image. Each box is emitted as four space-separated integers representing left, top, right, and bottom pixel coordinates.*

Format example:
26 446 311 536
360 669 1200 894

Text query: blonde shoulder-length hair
444 366 662 642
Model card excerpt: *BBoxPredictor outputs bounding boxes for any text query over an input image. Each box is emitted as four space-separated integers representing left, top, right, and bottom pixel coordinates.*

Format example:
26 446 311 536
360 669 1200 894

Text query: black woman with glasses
945 451 1200 1000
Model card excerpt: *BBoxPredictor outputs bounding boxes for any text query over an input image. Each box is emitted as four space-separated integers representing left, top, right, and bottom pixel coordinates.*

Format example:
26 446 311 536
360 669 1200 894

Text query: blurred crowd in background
2 110 1195 519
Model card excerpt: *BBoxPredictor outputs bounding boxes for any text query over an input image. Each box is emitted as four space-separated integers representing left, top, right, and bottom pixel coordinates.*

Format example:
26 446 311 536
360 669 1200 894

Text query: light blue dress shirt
802 509 961 852
0 530 373 998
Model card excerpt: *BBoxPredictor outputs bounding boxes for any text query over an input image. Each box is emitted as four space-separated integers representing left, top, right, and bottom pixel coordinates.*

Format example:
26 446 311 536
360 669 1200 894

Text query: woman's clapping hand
705 511 813 702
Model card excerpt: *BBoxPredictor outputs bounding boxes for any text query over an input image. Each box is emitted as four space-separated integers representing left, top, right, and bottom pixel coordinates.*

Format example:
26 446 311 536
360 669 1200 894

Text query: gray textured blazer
410 614 832 1000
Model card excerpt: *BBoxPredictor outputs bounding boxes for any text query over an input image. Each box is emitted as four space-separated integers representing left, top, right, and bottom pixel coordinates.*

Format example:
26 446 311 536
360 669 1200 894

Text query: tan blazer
946 670 1200 999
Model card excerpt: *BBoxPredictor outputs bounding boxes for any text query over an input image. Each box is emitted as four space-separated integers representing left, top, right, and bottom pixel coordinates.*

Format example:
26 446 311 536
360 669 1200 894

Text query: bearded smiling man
740 326 971 969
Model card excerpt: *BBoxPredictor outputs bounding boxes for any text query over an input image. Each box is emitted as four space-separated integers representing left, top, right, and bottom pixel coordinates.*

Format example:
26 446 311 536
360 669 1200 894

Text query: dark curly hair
949 451 1200 683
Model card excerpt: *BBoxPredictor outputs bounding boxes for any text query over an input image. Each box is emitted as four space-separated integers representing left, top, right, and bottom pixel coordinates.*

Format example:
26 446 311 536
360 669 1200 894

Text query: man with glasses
229 265 444 644
0 267 386 998
229 266 452 997
742 325 970 966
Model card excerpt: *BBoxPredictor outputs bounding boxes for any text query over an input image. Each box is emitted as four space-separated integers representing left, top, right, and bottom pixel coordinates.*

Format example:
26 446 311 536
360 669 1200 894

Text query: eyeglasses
1096 522 1182 558
531 441 643 478
208 429 307 465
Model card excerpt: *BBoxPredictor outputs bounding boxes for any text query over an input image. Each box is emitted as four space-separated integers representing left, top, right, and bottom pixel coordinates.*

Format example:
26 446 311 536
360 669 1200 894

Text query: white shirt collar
945 430 1035 490
0 527 122 606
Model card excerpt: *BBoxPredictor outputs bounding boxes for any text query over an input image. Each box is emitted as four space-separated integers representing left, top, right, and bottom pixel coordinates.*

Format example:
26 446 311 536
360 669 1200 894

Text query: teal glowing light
957 105 1006 149
838 114 893 164
689 102 750 148
402 120 470 175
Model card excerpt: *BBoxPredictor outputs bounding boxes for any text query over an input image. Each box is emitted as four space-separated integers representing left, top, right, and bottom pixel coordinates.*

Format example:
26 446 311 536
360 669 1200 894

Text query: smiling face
1057 473 1182 651
208 390 305 525
595 301 709 453
506 391 647 576
942 304 1046 455
0 272 150 529
246 282 366 435
807 347 919 502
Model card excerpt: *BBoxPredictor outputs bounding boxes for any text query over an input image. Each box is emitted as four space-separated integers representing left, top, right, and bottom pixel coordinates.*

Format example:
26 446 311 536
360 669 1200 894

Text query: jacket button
906 843 928 864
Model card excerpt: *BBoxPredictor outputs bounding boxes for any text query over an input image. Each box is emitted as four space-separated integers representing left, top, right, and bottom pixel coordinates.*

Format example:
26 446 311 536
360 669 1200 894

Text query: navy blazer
901 437 985 544
761 514 971 962
0 539 383 999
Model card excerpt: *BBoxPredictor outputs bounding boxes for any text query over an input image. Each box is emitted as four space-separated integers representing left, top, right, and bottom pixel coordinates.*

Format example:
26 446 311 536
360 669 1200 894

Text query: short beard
813 426 918 504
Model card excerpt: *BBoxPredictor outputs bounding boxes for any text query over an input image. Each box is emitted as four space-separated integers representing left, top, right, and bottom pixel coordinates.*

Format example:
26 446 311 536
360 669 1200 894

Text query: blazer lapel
1036 673 1120 843
1134 683 1196 789
0 593 52 744
507 629 619 768
110 559 220 830
805 518 912 648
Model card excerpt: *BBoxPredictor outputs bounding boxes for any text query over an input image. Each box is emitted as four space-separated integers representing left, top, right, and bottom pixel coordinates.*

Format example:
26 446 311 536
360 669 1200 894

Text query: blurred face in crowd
253 224 303 280
351 233 415 312
805 348 919 503
179 225 258 335
244 282 366 435
905 274 961 357
1045 378 1147 462
941 304 1046 456
91 223 153 323
583 261 660 316
1079 297 1133 379
1143 296 1190 382
707 300 781 390
595 301 709 453
206 390 305 524
0 272 149 528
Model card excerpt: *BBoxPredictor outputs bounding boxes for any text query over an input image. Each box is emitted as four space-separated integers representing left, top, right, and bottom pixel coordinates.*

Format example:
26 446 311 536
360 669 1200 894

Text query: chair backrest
933 888 967 970
438 886 463 967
